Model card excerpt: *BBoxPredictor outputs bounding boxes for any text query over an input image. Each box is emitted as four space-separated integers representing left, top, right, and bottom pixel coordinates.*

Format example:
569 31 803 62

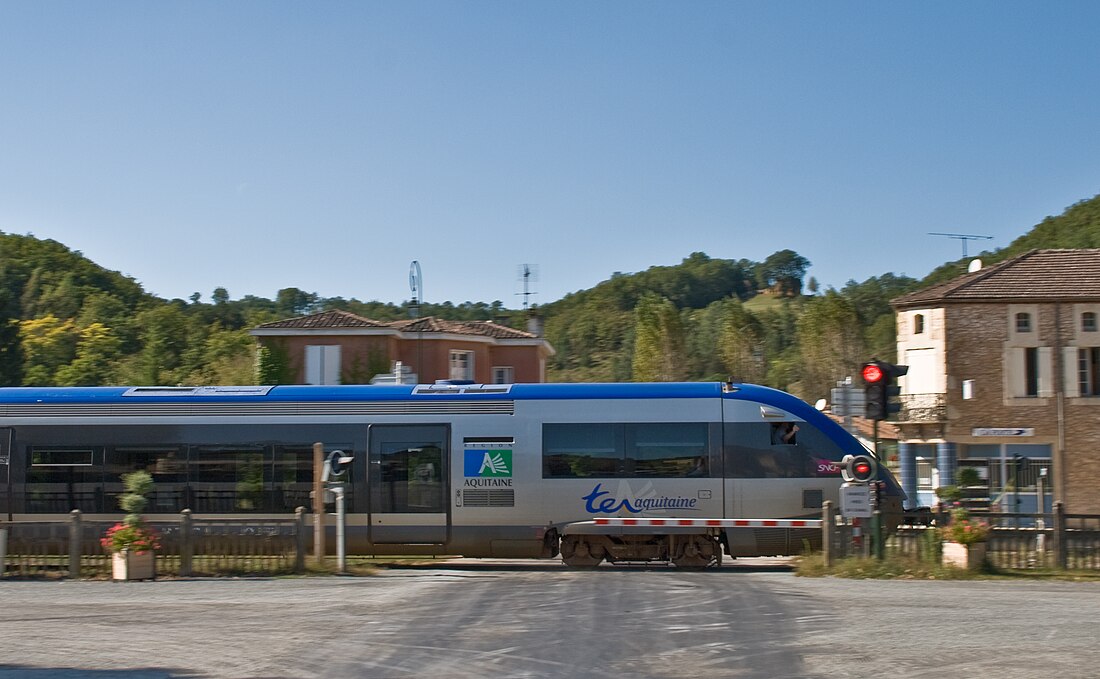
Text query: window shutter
1038 347 1054 397
305 346 322 385
1063 347 1081 397
323 346 341 385
1006 347 1025 397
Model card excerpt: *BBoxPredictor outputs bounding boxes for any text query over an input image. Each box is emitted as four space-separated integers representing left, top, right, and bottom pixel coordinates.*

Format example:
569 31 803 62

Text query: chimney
526 307 543 337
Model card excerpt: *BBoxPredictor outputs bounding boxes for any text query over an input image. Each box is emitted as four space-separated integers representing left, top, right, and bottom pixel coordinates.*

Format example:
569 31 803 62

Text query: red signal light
862 363 884 383
841 453 877 483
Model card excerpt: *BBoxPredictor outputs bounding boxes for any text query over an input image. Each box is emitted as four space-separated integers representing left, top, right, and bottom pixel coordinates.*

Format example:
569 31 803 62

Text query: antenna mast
516 264 539 311
928 232 993 258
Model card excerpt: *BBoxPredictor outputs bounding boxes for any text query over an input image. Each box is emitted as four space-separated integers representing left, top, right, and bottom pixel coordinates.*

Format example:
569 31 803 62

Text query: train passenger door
368 424 449 544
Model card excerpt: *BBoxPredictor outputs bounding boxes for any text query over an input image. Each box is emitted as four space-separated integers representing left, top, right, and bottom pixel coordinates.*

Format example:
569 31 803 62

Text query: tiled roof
387 317 537 339
256 311 537 339
255 310 390 329
892 249 1100 307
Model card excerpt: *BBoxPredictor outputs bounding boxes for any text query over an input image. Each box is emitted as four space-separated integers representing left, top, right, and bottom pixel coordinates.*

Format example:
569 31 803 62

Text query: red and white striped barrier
592 517 822 528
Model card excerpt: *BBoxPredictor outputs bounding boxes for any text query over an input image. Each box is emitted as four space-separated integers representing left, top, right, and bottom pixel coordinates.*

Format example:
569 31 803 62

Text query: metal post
180 509 193 577
334 486 346 574
68 509 82 579
313 442 325 566
872 510 884 560
1013 454 1021 529
821 501 834 568
0 526 7 579
1053 502 1067 570
294 507 306 573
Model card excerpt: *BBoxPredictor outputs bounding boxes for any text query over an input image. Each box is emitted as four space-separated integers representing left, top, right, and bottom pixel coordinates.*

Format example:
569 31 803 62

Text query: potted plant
102 471 161 581
940 507 990 571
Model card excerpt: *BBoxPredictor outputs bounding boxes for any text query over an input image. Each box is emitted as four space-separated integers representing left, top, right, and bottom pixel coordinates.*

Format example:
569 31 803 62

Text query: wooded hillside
2 190 1098 403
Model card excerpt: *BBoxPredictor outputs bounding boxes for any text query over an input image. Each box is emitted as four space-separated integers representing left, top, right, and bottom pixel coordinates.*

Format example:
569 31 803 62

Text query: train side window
26 447 102 513
724 422 843 478
274 444 354 513
626 423 708 477
543 423 622 478
189 445 268 513
107 447 187 513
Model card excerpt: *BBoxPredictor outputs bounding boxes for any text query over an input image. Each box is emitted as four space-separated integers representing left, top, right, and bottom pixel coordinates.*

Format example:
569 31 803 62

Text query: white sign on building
972 427 1035 437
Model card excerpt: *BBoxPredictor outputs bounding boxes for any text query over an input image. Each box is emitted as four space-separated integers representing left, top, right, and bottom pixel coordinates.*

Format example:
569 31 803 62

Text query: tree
257 339 294 384
19 315 79 385
275 288 319 317
0 268 23 386
631 293 686 381
718 301 766 384
757 250 811 297
134 305 189 385
55 323 122 385
796 291 866 402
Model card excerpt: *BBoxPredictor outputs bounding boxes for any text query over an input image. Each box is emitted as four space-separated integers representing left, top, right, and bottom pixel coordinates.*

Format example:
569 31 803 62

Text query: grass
795 552 1100 581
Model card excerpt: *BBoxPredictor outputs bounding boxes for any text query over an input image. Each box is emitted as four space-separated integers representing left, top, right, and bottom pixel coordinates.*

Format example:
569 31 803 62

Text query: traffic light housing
861 360 908 420
841 453 877 483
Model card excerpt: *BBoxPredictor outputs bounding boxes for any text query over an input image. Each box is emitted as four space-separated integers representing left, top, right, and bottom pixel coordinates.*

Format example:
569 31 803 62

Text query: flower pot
112 550 156 581
942 541 987 571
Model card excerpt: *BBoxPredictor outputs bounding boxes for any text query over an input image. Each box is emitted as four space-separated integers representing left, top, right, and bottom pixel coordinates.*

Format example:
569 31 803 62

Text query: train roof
0 382 807 409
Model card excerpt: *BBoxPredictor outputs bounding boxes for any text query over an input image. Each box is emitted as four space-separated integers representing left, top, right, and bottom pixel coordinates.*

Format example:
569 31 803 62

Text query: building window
1084 313 1098 333
1016 312 1032 333
1024 347 1039 396
1079 348 1100 396
913 313 925 334
492 366 514 384
1016 313 1032 332
305 345 341 385
916 459 933 491
449 350 474 381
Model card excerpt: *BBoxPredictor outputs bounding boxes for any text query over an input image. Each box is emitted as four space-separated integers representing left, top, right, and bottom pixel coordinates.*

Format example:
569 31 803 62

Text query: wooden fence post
822 501 834 568
68 509 82 578
180 509 193 577
1053 502 1067 570
295 506 307 573
313 442 325 566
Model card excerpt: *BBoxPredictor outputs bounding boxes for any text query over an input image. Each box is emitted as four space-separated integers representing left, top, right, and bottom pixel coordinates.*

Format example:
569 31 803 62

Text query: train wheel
561 536 604 568
672 535 720 569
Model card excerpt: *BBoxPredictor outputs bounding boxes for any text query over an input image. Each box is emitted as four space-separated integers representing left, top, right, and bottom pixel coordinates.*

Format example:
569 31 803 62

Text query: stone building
250 310 555 385
892 249 1100 513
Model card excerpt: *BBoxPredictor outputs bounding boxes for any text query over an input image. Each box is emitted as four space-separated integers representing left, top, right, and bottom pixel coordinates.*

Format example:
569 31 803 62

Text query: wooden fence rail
0 508 308 579
832 502 1100 570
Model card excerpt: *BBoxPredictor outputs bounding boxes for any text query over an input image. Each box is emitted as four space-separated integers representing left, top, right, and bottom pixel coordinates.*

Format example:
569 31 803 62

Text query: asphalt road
0 563 1098 678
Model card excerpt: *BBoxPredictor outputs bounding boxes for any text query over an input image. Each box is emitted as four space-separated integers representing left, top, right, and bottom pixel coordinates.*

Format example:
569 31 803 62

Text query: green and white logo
464 449 512 477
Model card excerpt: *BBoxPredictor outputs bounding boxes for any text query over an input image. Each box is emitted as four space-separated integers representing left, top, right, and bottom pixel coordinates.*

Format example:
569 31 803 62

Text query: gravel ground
0 566 1097 678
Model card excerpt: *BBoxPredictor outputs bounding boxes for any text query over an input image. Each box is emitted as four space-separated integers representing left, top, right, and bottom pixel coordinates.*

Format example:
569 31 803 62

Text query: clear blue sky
2 1 1099 307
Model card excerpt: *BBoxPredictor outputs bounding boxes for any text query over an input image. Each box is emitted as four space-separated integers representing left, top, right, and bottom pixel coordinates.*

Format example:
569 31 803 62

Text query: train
0 381 904 567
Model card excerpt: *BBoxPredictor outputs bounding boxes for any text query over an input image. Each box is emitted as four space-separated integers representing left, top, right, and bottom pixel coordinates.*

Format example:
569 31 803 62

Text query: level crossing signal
322 450 354 482
861 360 908 421
841 453 877 484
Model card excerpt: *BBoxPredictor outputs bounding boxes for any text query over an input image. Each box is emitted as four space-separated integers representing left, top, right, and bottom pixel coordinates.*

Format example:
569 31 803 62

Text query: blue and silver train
0 381 903 567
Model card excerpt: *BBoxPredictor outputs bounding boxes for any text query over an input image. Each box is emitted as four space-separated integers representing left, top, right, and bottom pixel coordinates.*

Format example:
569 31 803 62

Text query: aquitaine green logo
464 449 513 477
